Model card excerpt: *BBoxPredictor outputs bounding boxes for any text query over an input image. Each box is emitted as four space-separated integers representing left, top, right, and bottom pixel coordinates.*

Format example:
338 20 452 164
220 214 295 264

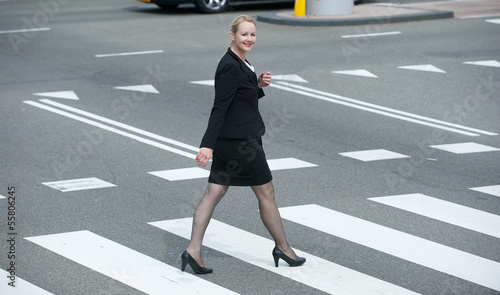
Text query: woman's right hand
196 147 213 167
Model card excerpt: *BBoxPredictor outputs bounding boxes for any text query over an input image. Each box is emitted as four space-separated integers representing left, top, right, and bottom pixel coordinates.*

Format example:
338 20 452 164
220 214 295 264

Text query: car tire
195 0 229 13
156 4 179 9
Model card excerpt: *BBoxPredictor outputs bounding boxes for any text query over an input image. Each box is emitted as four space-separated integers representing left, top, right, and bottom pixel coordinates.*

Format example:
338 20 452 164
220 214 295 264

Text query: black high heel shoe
181 250 213 274
272 247 306 267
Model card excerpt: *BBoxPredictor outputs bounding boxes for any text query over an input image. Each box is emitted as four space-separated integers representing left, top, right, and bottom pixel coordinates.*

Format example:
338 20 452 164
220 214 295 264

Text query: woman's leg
251 181 298 260
186 183 229 266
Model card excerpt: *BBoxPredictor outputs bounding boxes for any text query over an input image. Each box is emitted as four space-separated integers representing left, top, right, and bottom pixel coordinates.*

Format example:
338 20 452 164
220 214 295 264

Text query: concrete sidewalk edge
257 6 454 26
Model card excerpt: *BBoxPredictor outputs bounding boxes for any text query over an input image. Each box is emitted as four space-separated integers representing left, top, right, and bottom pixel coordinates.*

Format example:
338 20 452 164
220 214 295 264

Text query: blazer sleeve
200 61 240 149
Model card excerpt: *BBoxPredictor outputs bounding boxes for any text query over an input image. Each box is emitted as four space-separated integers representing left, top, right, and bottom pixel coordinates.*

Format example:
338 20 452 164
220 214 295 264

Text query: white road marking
463 60 500 68
339 149 409 161
486 19 500 24
42 177 116 192
114 84 159 94
190 80 214 86
26 230 239 295
38 99 199 152
341 31 401 38
397 64 446 73
430 142 500 154
271 82 497 136
267 157 318 170
369 193 500 238
149 158 317 181
34 91 79 100
272 74 308 83
95 50 164 58
0 270 54 295
23 100 198 159
0 194 5 199
0 27 50 34
332 69 378 78
149 167 210 181
150 218 420 295
279 204 500 292
470 185 500 197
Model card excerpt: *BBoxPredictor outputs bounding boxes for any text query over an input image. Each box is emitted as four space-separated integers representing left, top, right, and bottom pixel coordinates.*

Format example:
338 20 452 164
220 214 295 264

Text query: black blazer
200 48 266 149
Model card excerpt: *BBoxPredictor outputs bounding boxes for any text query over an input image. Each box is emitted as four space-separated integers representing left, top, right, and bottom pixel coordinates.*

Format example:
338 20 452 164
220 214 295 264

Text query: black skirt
208 137 273 186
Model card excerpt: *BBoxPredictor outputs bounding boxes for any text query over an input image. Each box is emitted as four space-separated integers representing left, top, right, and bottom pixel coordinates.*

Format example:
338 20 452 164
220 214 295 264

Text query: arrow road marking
34 91 79 100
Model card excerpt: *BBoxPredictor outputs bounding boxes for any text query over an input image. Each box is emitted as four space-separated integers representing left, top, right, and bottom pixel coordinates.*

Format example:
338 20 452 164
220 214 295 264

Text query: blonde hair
229 15 256 46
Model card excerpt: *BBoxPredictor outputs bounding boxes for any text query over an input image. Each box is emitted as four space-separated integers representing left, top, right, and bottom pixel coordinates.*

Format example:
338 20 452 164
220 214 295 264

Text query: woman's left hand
258 71 271 88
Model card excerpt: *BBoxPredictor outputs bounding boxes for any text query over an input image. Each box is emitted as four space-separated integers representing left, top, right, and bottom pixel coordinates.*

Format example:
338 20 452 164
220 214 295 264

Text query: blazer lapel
227 49 259 88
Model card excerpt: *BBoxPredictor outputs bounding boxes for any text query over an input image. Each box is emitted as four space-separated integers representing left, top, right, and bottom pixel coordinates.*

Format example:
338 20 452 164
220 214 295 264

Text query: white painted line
464 60 500 68
34 91 79 100
267 157 318 170
341 31 401 38
149 218 419 295
149 167 209 181
279 204 500 292
114 84 159 94
0 27 50 34
339 149 409 162
26 230 238 295
397 64 446 73
486 19 500 24
272 74 308 83
149 158 317 181
24 100 198 159
369 194 500 238
38 99 199 152
470 185 500 197
42 177 116 192
430 142 500 154
0 194 5 199
332 69 378 78
95 50 164 58
0 270 54 294
272 82 498 136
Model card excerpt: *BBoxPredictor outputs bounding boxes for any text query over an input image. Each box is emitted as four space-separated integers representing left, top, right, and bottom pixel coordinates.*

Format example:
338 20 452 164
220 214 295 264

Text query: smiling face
230 20 256 59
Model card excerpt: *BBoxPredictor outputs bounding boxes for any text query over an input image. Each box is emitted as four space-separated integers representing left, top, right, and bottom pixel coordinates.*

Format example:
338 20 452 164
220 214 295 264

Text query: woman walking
181 15 305 274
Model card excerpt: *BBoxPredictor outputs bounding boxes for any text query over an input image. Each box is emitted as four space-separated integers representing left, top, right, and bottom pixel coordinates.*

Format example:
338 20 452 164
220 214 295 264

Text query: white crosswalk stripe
369 193 500 238
25 230 239 295
279 204 500 292
23 198 500 294
0 270 54 295
149 218 419 295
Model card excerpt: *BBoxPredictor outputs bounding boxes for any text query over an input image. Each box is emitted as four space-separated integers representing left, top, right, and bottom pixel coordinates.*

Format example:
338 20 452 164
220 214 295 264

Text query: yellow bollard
294 0 306 17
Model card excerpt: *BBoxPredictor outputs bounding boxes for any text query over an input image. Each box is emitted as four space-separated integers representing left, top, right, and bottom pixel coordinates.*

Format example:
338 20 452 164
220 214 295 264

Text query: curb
257 6 454 26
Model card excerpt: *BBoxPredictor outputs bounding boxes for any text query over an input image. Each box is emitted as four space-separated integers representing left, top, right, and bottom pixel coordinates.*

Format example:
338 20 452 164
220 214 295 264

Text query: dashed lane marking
95 50 164 58
114 84 159 94
397 64 446 73
42 177 116 192
339 149 409 162
430 142 500 154
149 158 317 181
332 69 378 78
34 91 79 100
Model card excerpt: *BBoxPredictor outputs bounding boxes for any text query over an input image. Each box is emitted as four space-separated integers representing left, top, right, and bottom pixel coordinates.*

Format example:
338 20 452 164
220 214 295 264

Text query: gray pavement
257 0 500 26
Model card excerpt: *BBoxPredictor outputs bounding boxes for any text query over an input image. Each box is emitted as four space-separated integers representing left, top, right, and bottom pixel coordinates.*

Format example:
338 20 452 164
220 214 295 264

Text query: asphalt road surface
1 0 499 294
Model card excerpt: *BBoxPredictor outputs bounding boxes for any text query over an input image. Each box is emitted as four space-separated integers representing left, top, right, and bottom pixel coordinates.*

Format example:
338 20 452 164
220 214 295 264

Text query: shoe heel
181 255 188 271
273 254 279 267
